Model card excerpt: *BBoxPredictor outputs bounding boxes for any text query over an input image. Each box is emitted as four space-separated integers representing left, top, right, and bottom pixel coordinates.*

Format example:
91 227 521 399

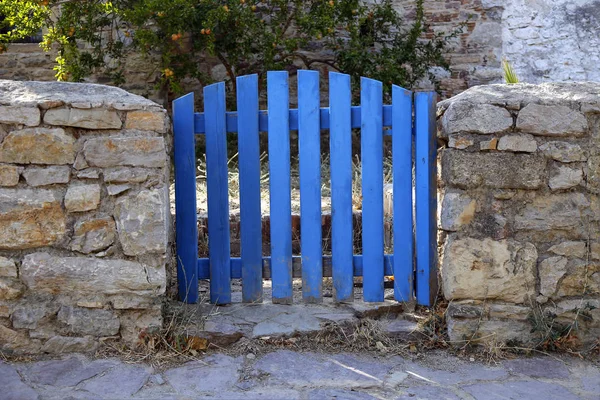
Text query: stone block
83 137 166 168
447 317 534 345
448 135 474 149
0 106 40 126
125 111 167 133
441 102 513 135
441 150 545 189
0 188 66 249
64 184 101 212
76 169 100 179
0 257 17 278
70 217 116 253
549 165 583 190
44 107 122 130
0 165 20 186
548 241 586 258
0 127 75 164
440 192 476 231
57 306 120 336
587 155 600 193
544 299 600 343
0 278 24 300
497 133 537 152
114 189 168 256
22 165 70 187
556 260 600 297
538 256 568 298
107 184 131 196
11 305 54 329
20 252 166 296
0 325 41 354
119 307 163 345
103 167 150 183
479 138 498 150
517 104 587 136
514 193 589 231
539 141 587 162
442 236 537 303
41 335 97 353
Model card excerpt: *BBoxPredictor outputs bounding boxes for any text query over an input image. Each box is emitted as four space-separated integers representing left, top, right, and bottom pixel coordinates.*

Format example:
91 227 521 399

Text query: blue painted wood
298 70 323 303
237 74 263 303
329 72 354 302
415 91 438 307
173 93 199 304
361 77 384 302
204 82 231 305
194 105 397 134
267 71 293 304
197 255 395 279
392 85 414 303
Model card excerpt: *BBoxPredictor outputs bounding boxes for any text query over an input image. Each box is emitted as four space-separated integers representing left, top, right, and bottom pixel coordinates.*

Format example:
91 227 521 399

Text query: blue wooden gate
173 71 437 306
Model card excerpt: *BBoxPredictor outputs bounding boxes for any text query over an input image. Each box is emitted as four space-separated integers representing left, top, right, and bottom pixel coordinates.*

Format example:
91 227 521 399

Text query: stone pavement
2 350 599 400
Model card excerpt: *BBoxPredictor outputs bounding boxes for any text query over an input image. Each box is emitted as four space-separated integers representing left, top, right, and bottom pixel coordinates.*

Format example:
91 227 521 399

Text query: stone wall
437 82 600 346
2 1 599 101
0 80 170 355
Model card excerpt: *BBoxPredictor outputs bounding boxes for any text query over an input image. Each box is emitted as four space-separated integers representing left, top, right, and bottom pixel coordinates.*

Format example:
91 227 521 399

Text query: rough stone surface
83 137 166 168
57 306 120 336
125 110 167 133
440 192 476 231
70 217 116 253
64 184 101 212
0 361 39 400
0 105 40 126
104 167 151 183
517 104 588 136
448 135 474 149
0 127 75 164
442 236 537 303
548 241 587 258
40 335 97 353
0 256 17 277
539 256 568 298
20 252 166 296
549 165 583 190
114 189 168 256
44 107 122 129
441 102 512 135
514 193 590 231
540 141 587 163
0 164 20 186
442 151 545 189
497 134 537 153
0 188 66 250
22 165 70 187
164 355 242 396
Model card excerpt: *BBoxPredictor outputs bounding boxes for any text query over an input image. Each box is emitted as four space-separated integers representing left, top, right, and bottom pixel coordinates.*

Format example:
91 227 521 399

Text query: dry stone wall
437 82 600 346
0 80 170 355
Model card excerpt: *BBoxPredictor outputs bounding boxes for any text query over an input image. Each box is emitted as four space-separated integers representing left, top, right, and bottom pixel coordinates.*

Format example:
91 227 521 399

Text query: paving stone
205 388 303 400
309 388 378 399
79 364 150 397
0 361 39 400
395 384 464 400
254 350 390 389
503 357 571 379
461 380 580 400
164 354 242 396
402 360 509 385
20 357 118 387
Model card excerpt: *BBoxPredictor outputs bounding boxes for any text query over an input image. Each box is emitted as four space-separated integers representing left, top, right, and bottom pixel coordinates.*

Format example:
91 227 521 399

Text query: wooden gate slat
267 71 293 304
415 92 438 307
204 82 231 305
298 70 323 303
360 77 384 302
173 93 199 303
329 72 354 302
237 74 263 303
392 85 414 302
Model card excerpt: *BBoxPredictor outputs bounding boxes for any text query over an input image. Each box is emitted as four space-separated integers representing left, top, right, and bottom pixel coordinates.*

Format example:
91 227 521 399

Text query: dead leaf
187 336 208 350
